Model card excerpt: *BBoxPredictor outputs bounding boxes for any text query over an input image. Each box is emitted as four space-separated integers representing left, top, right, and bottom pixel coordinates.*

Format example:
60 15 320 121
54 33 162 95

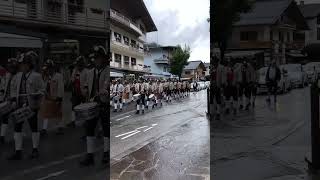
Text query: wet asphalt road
213 86 320 180
0 90 208 180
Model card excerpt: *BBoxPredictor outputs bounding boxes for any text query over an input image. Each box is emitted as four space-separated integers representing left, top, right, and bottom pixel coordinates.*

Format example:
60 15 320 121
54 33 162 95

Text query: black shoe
142 110 145 114
40 129 48 137
56 127 64 135
80 153 94 166
29 148 39 159
119 109 122 112
7 151 22 160
113 109 117 112
0 136 5 144
67 121 76 128
102 152 109 164
136 110 140 114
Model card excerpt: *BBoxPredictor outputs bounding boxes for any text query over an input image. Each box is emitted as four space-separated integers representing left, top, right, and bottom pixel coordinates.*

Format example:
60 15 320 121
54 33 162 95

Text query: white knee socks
1 124 8 137
32 132 40 149
42 119 48 130
86 136 95 154
137 105 140 111
14 132 23 151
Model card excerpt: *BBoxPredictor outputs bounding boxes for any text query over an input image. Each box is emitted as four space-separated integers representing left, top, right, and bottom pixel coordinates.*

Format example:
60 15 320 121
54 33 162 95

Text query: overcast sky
144 0 210 62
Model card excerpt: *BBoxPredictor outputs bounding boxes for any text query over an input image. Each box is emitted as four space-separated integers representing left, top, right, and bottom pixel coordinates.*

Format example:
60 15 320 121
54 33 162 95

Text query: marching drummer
169 79 174 102
7 51 45 160
123 80 130 106
136 79 146 114
68 56 88 128
0 58 19 144
40 60 64 136
80 45 109 166
144 79 151 110
112 79 124 112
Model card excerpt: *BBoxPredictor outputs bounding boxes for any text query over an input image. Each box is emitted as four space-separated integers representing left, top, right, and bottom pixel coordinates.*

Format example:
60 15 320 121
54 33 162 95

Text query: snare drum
149 94 155 99
74 102 99 121
9 106 35 123
133 94 140 101
0 101 14 116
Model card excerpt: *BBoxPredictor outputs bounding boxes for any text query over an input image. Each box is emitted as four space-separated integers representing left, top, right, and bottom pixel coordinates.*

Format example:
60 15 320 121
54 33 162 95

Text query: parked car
303 62 320 83
256 67 291 94
280 64 307 88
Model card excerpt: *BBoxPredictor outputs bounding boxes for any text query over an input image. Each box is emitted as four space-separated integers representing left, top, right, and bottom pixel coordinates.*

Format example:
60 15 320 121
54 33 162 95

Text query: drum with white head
74 102 99 121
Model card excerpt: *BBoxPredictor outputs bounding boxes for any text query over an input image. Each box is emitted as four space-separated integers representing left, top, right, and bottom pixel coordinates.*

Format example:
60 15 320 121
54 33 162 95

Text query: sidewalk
110 116 210 180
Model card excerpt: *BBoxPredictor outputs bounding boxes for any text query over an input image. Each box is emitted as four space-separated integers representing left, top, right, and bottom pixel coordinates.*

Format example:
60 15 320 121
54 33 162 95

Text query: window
124 56 129 64
270 30 273 40
114 32 121 42
115 54 121 63
123 36 129 45
318 28 320 40
279 32 284 42
131 58 136 65
131 40 136 48
317 14 320 25
240 31 258 41
184 71 191 75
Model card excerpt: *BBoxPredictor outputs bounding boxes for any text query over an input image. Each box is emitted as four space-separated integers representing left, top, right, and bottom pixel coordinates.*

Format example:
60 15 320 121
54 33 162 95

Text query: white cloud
144 0 210 62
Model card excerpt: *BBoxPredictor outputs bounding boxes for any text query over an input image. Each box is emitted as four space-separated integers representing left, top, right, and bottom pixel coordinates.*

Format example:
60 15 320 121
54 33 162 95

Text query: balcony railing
110 8 143 36
154 58 169 64
238 41 273 49
111 40 145 56
110 61 148 72
0 1 107 32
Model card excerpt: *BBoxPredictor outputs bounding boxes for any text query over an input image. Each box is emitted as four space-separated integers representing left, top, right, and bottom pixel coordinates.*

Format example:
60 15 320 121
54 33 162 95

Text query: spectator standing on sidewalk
265 60 281 103
224 60 237 115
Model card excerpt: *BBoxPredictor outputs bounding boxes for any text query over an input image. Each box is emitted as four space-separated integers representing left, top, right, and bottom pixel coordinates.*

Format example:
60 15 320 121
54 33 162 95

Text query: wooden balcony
110 9 143 37
238 41 273 49
0 1 108 38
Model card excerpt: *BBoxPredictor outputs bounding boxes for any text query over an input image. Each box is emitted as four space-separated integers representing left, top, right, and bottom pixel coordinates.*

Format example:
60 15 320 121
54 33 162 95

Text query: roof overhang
111 0 157 32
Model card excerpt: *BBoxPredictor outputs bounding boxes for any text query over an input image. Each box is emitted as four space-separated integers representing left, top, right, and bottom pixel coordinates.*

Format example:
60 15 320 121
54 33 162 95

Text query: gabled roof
299 4 320 19
184 61 205 70
235 0 292 26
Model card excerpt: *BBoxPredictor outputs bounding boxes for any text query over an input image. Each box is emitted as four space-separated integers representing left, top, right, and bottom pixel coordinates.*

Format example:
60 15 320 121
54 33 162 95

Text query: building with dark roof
228 0 309 66
182 61 206 81
144 44 178 78
298 1 320 45
110 0 157 77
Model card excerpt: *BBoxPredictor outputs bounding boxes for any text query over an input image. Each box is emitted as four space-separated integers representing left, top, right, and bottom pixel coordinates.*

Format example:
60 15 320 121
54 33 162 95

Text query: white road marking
35 170 66 180
121 131 141 140
116 115 131 121
136 126 148 130
143 127 153 132
115 130 139 138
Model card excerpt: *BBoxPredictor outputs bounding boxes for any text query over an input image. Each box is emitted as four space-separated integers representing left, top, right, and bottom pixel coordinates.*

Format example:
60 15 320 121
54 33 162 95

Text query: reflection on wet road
110 90 210 179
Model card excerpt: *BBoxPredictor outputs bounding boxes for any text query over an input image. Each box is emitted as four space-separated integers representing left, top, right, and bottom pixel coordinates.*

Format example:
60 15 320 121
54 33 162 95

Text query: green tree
212 0 254 62
170 45 191 78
